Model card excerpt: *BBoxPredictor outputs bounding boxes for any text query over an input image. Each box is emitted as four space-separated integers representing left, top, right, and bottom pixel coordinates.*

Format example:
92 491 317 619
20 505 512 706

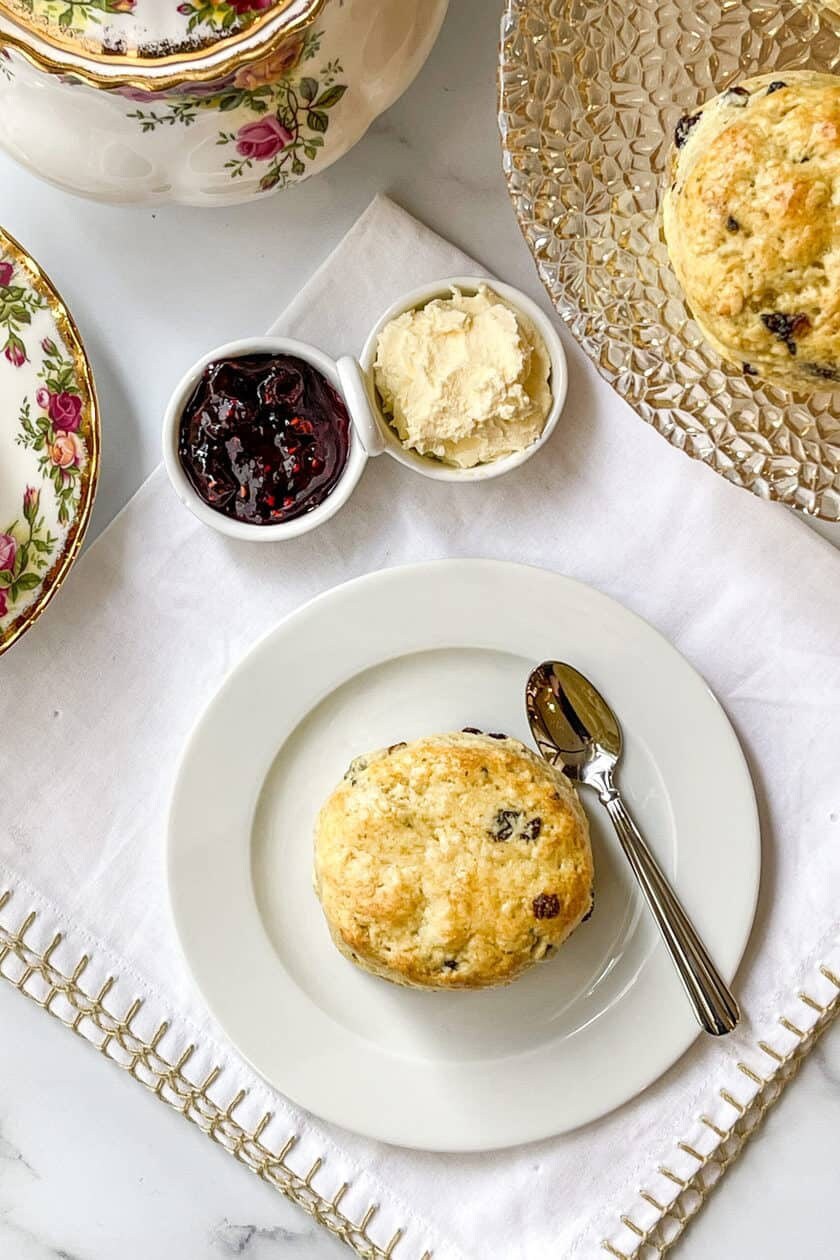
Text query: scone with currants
663 72 840 391
313 730 594 989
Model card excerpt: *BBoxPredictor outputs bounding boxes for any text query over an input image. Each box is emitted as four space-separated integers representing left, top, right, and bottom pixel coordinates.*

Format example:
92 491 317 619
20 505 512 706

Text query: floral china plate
0 228 99 659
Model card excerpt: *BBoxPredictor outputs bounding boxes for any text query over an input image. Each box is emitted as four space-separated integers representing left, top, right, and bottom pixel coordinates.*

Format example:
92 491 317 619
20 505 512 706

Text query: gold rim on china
0 0 325 93
0 227 100 659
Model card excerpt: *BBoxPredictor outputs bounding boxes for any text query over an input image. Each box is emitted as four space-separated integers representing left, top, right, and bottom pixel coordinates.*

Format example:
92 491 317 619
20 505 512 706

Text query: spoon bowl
526 660 740 1037
527 660 621 787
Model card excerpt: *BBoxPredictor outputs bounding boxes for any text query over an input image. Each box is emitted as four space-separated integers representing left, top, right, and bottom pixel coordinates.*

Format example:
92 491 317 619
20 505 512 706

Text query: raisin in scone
313 731 594 989
662 72 840 391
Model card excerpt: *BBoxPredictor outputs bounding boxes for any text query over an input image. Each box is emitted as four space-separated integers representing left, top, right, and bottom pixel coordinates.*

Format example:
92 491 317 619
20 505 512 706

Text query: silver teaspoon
526 661 740 1037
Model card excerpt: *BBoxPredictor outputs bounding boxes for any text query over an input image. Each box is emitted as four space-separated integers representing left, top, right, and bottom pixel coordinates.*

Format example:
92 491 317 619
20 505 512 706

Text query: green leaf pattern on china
16 342 88 529
125 29 347 192
0 484 58 623
0 252 91 623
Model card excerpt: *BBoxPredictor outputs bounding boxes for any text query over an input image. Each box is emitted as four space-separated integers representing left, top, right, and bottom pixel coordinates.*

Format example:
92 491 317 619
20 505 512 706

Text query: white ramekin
358 275 568 483
162 278 568 539
161 337 369 542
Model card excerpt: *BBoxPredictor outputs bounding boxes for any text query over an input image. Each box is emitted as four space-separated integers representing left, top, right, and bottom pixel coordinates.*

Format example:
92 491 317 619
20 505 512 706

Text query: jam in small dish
178 353 351 526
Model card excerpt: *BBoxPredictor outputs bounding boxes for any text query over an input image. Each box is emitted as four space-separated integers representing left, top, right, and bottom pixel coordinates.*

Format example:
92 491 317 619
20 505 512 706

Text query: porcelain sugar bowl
0 0 448 206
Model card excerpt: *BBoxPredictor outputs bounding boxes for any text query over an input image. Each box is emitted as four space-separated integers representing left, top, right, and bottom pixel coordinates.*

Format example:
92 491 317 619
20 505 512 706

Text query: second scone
662 72 840 392
313 731 594 989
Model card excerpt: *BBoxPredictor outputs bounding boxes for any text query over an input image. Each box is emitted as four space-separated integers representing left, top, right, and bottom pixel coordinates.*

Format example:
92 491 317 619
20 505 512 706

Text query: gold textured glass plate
499 0 840 518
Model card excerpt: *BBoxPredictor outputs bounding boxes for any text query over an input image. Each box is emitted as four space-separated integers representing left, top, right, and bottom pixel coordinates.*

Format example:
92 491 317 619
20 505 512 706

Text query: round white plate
168 560 760 1151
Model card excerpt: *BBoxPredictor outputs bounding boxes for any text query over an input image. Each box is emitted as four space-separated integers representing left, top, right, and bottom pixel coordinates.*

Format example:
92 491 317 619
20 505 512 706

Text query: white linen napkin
1 196 838 1260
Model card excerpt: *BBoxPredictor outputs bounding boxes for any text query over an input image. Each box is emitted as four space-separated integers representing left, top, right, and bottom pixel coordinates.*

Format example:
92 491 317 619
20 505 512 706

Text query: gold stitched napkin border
0 887 837 1259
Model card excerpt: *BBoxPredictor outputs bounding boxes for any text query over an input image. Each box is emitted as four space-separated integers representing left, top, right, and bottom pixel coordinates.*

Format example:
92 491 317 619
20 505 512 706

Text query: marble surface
0 1 838 1257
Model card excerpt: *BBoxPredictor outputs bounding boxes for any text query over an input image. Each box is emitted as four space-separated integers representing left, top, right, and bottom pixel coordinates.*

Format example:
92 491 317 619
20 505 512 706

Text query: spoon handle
603 792 740 1036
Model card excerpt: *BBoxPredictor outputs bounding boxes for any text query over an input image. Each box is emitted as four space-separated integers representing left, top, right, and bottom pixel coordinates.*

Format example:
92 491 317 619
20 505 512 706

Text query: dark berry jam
178 353 351 525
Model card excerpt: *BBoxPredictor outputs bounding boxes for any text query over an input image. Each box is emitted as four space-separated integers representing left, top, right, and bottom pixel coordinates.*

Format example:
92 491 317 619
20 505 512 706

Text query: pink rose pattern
0 485 55 626
227 0 272 12
0 253 47 368
1 257 87 638
4 339 26 367
14 328 88 546
17 360 88 525
175 0 279 44
49 431 83 470
0 531 16 573
235 116 294 161
0 523 16 616
126 27 347 194
23 485 39 518
48 391 83 433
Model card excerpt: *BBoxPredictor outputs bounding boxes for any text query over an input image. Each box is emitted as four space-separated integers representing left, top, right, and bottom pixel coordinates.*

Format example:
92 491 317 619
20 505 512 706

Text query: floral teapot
0 0 448 205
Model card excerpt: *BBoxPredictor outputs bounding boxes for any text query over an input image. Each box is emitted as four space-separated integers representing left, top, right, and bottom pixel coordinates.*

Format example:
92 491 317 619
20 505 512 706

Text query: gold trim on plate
0 0 324 92
0 227 100 660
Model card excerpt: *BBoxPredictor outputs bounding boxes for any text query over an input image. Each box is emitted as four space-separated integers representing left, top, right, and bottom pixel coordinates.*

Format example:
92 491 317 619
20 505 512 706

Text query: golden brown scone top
313 731 594 989
662 72 840 391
